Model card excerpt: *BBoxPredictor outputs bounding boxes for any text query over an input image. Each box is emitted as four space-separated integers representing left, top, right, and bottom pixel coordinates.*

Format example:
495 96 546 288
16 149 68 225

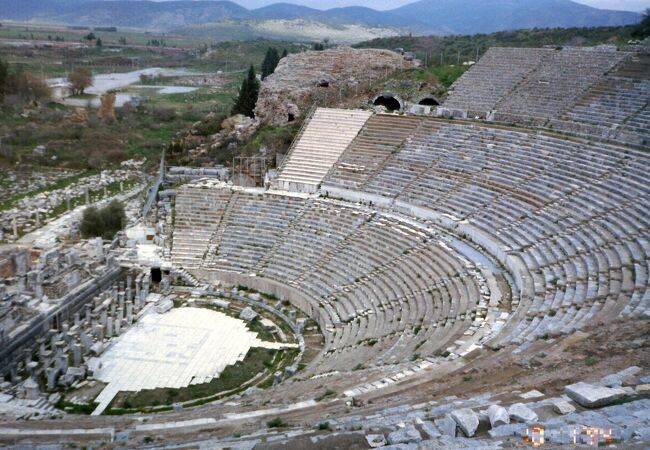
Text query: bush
80 200 126 240
267 417 287 428
152 107 176 122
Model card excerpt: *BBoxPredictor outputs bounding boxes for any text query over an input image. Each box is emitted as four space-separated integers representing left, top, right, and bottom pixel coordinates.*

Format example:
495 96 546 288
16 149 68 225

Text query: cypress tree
231 64 259 118
261 47 280 80
281 48 288 58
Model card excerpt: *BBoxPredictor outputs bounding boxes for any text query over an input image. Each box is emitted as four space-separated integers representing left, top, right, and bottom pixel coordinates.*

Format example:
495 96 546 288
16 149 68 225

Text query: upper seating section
440 46 647 148
323 117 650 347
275 108 372 193
552 52 650 148
494 47 626 124
443 47 553 116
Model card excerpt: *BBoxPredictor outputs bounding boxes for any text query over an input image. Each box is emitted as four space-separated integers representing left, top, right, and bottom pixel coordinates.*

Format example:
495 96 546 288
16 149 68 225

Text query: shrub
152 107 176 122
267 417 287 428
80 200 126 240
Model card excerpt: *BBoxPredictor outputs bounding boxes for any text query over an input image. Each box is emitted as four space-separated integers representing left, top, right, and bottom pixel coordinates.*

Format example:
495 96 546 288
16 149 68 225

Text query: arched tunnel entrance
418 97 440 106
373 93 403 111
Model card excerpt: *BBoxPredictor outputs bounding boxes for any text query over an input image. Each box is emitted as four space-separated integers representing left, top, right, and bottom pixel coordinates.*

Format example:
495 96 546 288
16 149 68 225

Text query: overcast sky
231 0 650 12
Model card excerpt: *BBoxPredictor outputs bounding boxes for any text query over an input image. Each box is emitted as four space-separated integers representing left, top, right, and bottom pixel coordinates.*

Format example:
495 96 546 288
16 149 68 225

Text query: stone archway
372 92 404 111
417 96 440 106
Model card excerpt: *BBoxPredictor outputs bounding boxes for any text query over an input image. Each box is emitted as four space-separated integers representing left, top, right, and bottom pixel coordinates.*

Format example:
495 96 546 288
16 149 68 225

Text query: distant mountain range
0 0 641 35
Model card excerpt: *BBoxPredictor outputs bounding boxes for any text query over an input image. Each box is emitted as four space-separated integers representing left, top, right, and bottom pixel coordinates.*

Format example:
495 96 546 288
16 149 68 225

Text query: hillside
0 0 641 35
356 25 641 65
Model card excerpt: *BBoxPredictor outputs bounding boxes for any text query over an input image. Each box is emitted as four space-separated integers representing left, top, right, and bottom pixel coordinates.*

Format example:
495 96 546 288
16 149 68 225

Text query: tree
5 70 51 102
96 37 102 47
313 42 325 51
84 32 96 41
281 48 288 58
0 57 8 100
261 47 280 80
68 67 93 95
231 64 259 118
631 9 650 39
80 200 126 240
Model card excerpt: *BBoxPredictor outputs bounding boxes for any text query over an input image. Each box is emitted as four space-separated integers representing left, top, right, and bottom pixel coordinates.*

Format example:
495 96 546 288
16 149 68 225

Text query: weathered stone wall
255 47 407 126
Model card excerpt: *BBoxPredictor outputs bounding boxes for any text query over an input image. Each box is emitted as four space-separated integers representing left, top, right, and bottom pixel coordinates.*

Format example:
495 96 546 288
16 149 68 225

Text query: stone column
126 302 133 324
80 331 92 353
74 312 80 327
114 318 121 336
35 210 40 228
94 323 104 341
106 317 113 338
46 367 58 391
13 216 19 240
85 188 90 205
72 344 82 366
66 194 71 211
27 361 38 378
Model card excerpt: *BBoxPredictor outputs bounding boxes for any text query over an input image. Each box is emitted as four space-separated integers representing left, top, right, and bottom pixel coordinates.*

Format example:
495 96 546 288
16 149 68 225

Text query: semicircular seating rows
322 115 650 348
172 185 493 374
173 112 650 376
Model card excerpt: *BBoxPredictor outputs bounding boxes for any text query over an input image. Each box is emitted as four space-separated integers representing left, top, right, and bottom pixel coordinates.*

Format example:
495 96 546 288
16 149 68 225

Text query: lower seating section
323 117 650 346
172 184 486 372
171 184 231 269
275 108 372 192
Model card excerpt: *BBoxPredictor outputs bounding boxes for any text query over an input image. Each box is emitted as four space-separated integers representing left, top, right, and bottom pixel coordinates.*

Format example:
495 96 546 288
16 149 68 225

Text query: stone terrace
323 116 650 348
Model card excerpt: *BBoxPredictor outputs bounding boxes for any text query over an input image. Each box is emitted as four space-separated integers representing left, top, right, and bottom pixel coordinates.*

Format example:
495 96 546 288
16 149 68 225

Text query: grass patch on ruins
107 347 279 412
55 396 98 415
0 170 98 212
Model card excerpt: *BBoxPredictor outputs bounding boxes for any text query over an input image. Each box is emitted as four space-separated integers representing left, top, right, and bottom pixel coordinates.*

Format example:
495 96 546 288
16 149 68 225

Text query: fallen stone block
365 434 386 448
635 384 650 394
508 403 538 423
434 415 456 437
565 382 625 408
420 420 441 439
387 425 421 445
451 408 479 437
487 404 509 427
551 399 576 415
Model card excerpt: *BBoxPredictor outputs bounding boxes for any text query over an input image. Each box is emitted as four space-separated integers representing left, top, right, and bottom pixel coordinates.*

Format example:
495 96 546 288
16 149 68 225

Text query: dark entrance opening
418 97 439 106
288 113 295 122
373 95 401 111
151 267 162 283
318 81 329 87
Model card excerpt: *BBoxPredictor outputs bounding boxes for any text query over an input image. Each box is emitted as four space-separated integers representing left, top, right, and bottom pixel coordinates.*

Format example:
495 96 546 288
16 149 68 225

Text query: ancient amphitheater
2 44 650 449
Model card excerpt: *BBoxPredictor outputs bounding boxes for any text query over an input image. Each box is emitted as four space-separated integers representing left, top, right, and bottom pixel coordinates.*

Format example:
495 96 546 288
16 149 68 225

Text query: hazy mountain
0 0 641 35
390 0 643 35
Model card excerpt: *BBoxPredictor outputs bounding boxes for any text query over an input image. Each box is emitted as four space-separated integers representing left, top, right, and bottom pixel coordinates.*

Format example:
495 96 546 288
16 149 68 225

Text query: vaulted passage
373 95 401 111
418 97 439 106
